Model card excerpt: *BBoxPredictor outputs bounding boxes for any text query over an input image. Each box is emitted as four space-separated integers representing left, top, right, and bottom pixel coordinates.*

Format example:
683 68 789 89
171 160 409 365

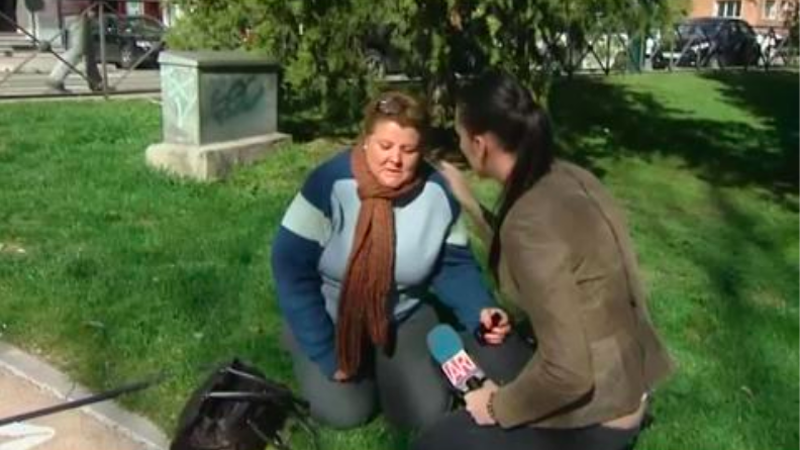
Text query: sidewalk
0 342 168 450
0 52 77 74
0 50 159 98
0 71 160 98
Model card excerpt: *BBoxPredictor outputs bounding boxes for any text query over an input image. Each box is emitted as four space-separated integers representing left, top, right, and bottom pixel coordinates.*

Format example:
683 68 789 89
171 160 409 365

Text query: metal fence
0 0 169 99
537 22 798 77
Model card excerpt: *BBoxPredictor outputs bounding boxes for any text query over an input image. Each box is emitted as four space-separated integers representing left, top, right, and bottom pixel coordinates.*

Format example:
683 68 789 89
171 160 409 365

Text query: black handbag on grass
171 358 316 450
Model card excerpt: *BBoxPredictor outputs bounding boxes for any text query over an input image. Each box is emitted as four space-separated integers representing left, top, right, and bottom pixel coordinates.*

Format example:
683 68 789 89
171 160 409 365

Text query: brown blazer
490 160 674 429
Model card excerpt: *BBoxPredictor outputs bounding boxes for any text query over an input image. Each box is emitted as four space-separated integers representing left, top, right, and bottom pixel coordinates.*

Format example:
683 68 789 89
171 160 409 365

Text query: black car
652 17 761 69
92 15 166 69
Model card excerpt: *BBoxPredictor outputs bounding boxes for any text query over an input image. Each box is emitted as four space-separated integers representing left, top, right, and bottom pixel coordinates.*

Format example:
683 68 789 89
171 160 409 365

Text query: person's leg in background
47 15 84 91
280 326 378 429
374 303 452 431
81 11 103 91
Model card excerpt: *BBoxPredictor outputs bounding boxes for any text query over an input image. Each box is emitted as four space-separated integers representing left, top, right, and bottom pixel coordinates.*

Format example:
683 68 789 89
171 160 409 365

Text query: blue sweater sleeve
271 153 351 378
431 242 497 333
272 227 337 377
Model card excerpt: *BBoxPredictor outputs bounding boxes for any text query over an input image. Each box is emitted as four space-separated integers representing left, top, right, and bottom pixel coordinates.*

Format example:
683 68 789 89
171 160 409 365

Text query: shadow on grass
633 180 799 450
549 72 799 209
547 72 799 449
695 187 797 448
702 70 799 193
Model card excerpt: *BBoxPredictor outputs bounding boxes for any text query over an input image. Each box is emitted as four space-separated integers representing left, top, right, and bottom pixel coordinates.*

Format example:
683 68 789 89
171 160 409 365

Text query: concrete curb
0 91 160 103
0 341 170 450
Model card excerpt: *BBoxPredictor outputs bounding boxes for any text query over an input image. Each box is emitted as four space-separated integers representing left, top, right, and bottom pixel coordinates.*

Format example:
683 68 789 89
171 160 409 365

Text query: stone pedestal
146 51 291 181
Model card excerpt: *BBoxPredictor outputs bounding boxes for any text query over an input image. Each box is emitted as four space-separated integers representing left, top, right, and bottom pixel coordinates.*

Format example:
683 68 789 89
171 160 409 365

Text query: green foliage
166 0 688 126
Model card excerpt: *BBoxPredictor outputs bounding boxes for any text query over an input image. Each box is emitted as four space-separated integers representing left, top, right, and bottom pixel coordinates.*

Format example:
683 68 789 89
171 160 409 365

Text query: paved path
0 342 168 450
0 71 160 98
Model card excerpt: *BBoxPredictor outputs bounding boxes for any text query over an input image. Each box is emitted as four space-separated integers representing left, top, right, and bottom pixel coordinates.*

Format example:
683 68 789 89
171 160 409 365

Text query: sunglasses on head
376 97 404 115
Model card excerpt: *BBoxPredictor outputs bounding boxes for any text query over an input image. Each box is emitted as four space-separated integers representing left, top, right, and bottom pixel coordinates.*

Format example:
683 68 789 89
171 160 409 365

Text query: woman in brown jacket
413 72 674 450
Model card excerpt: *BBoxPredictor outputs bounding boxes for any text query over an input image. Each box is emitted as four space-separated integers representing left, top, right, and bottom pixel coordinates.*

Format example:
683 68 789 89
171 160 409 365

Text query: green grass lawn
0 71 797 450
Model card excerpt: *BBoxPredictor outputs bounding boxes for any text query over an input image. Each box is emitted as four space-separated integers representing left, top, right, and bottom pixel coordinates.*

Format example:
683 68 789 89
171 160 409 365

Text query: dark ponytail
456 71 554 278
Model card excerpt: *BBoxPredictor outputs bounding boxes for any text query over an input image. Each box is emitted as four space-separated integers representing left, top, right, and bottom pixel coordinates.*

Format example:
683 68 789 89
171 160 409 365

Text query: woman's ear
473 134 489 169
361 135 371 151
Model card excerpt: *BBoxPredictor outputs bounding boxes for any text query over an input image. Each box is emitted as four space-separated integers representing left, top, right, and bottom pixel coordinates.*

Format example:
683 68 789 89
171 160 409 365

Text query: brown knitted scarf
335 146 422 376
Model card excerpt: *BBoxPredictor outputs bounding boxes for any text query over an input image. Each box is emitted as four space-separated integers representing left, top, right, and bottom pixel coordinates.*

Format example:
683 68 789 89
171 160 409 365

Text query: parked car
652 17 761 69
91 15 166 69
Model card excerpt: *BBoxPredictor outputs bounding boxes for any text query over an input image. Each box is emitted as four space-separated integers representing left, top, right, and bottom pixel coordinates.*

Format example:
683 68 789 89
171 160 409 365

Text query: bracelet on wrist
487 391 498 422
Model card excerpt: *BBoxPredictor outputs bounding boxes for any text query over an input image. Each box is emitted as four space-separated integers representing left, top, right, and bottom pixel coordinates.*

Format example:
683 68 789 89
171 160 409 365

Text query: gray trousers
282 304 451 431
49 14 102 88
412 411 640 450
282 303 533 431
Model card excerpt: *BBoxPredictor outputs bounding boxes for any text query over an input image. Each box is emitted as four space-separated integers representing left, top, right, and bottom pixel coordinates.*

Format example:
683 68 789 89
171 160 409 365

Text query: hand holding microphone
465 379 499 426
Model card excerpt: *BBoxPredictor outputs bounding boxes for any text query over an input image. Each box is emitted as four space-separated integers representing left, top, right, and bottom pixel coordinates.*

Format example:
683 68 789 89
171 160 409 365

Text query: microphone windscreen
427 324 486 393
427 324 464 365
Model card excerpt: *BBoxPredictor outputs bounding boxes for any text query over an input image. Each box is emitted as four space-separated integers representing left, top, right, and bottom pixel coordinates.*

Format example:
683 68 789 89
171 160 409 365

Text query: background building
689 0 797 34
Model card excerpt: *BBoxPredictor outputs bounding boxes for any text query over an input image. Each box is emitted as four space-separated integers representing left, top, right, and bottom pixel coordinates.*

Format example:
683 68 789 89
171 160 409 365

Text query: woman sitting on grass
271 90 511 431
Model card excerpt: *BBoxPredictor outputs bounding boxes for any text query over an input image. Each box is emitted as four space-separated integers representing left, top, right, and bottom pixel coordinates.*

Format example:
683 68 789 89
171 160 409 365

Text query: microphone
427 324 486 394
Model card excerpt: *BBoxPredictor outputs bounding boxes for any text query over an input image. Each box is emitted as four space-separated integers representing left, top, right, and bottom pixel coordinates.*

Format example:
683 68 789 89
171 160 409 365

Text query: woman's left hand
480 308 512 344
333 369 351 382
465 379 499 426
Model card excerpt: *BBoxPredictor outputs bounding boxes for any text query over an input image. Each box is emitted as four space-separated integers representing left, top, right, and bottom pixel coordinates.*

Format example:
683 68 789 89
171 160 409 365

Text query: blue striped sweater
271 150 495 377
